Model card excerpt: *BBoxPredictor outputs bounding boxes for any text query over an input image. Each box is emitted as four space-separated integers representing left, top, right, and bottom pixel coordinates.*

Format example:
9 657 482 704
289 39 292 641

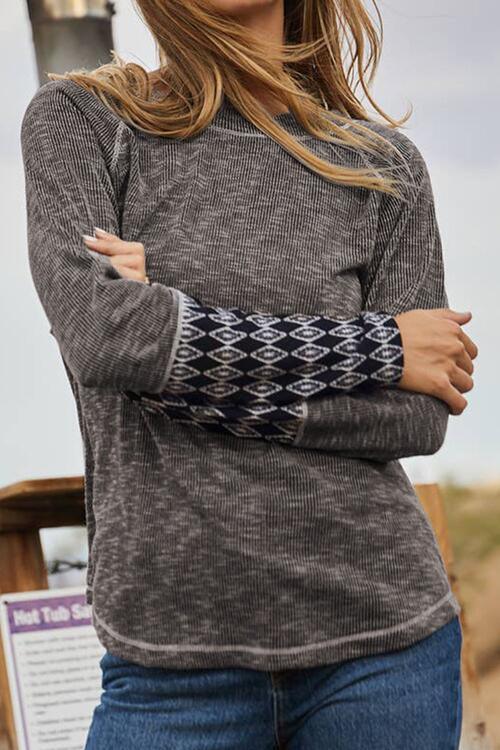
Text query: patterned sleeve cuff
168 293 404 397
123 292 404 423
362 312 404 387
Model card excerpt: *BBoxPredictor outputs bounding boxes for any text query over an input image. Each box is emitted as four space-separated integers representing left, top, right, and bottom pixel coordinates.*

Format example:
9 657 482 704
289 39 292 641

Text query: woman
20 0 477 746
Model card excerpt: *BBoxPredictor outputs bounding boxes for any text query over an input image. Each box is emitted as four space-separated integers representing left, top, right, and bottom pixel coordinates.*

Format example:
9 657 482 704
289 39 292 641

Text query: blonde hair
49 0 415 197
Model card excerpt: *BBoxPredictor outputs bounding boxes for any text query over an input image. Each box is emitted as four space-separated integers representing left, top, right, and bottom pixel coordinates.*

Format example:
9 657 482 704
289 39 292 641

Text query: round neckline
212 94 308 136
149 84 344 137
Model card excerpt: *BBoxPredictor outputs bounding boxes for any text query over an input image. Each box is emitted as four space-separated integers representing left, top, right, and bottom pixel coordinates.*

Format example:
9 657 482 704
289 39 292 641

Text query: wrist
350 311 405 388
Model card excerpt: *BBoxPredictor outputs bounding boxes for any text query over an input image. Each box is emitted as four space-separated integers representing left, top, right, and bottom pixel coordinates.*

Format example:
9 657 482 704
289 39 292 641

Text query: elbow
62 331 165 393
58 331 114 390
68 353 107 390
386 394 449 459
75 365 106 390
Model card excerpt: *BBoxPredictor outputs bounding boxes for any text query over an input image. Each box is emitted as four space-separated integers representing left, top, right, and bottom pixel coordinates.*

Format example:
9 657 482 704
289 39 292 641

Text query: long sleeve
294 136 451 461
123 288 404 442
21 81 181 393
22 81 404 408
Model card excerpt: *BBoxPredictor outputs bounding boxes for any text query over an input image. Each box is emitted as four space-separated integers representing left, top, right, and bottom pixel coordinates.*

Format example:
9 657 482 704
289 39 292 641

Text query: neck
231 0 285 43
232 0 288 116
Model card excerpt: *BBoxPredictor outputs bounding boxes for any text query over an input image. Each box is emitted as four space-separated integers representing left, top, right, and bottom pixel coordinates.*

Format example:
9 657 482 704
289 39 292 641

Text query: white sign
0 586 105 750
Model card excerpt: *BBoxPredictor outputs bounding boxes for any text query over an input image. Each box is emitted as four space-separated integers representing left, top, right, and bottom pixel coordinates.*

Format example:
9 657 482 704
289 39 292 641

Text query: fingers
437 381 468 415
82 234 121 256
447 388 468 415
82 234 139 255
458 327 479 360
108 253 143 270
431 307 479 366
456 351 474 376
82 230 147 282
449 364 474 394
82 234 143 257
110 266 144 282
431 308 472 324
107 257 146 281
454 339 475 374
94 227 117 238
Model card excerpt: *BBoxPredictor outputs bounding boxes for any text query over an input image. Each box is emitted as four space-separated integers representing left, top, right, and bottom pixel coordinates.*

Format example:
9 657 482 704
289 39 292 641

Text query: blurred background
0 0 499 746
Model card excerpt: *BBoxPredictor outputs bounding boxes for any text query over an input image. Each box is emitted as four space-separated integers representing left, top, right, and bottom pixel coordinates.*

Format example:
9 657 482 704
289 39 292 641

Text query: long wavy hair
48 0 415 197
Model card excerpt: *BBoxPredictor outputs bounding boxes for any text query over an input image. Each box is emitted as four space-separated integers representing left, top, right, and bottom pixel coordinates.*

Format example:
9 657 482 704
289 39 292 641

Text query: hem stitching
92 590 457 656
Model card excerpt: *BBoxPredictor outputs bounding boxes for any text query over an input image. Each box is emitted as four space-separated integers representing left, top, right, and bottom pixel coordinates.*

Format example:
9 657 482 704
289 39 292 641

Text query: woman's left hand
82 227 149 283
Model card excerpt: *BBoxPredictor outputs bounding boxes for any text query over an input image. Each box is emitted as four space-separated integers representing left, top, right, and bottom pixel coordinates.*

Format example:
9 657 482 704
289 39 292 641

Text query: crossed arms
21 81 450 463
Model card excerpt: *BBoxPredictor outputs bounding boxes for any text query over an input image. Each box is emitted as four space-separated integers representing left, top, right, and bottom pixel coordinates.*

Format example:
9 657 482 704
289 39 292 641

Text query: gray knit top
20 77 460 671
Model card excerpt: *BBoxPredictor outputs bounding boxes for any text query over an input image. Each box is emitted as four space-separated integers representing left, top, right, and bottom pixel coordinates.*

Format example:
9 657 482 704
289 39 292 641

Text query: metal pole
25 0 116 85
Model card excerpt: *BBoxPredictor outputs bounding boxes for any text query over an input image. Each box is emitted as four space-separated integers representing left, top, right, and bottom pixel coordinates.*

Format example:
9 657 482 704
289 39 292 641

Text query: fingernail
94 226 111 236
82 234 97 242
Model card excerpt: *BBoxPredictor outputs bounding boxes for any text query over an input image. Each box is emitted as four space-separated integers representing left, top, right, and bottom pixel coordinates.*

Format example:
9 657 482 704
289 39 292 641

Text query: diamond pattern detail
182 324 207 342
288 327 326 342
365 326 400 344
199 382 240 399
208 309 241 326
210 346 247 364
369 344 405 363
209 328 247 345
286 380 327 397
293 344 331 361
249 328 287 344
247 365 286 379
205 365 241 381
246 313 281 327
243 381 283 399
252 345 289 364
174 344 202 362
330 354 367 371
291 363 328 378
169 363 199 380
124 292 404 444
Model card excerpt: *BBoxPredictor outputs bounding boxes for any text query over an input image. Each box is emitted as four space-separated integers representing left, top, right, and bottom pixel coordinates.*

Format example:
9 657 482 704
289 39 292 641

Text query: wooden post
415 483 493 750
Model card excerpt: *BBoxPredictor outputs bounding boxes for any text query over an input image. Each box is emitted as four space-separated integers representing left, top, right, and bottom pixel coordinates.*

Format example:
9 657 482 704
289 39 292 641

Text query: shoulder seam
34 79 133 143
27 79 129 177
54 80 133 177
111 120 131 175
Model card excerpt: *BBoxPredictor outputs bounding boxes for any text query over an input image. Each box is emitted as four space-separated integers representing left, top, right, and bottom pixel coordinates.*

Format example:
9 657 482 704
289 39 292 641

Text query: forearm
292 387 450 461
134 373 450 459
123 290 404 416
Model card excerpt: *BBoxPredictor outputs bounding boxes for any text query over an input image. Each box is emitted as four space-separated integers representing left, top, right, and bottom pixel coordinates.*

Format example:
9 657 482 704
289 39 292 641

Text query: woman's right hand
394 309 478 415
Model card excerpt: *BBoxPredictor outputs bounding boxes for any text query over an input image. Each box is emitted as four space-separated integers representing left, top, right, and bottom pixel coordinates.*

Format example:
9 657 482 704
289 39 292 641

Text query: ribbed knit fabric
20 78 460 671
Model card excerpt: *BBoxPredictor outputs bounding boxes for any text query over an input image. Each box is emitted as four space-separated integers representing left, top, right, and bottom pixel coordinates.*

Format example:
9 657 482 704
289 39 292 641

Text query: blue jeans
84 615 463 749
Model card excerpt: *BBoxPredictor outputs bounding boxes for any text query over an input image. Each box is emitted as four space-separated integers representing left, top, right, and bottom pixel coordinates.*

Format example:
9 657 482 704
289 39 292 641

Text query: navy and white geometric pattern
123 291 404 443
